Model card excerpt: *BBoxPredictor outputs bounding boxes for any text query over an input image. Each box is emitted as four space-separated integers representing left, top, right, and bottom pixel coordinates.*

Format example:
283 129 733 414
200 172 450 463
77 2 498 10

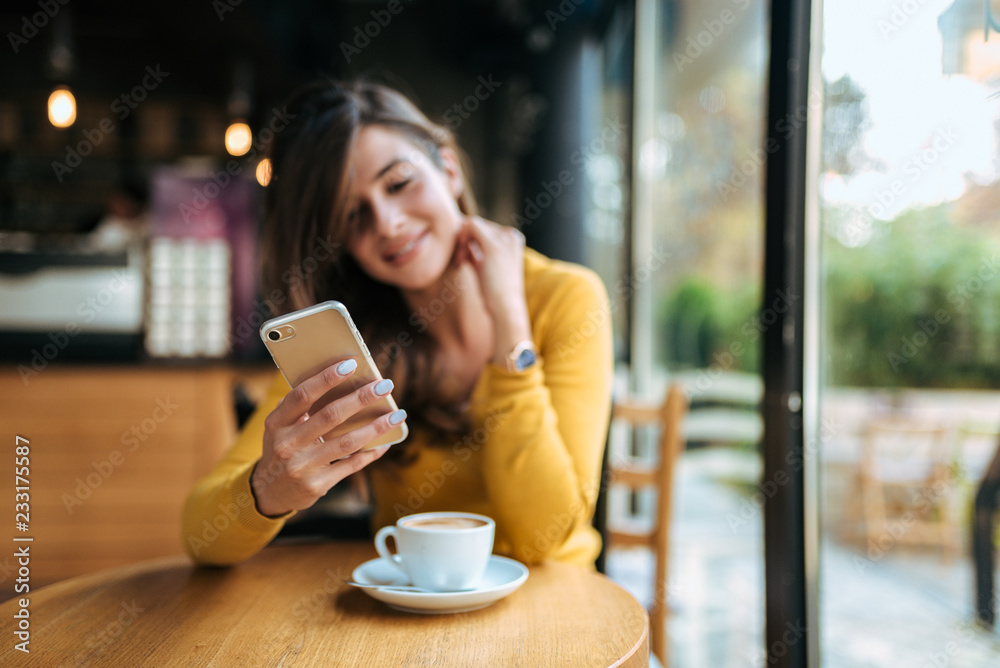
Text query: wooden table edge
1 553 194 608
610 610 649 668
1 547 652 667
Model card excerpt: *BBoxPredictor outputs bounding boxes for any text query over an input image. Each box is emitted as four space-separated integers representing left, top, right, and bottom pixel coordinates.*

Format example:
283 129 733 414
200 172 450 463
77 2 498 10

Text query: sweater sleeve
181 373 295 565
473 266 613 563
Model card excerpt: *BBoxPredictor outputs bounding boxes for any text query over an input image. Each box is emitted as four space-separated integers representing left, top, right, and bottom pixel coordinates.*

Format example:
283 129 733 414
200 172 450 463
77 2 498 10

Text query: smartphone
259 300 408 450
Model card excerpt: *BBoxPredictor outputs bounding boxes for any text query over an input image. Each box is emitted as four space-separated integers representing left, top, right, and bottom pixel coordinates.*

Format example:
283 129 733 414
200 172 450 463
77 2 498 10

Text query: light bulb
48 87 76 128
255 158 272 186
225 121 252 156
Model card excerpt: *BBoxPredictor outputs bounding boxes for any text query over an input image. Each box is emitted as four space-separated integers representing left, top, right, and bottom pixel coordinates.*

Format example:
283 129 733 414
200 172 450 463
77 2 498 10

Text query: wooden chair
602 384 688 666
855 417 959 559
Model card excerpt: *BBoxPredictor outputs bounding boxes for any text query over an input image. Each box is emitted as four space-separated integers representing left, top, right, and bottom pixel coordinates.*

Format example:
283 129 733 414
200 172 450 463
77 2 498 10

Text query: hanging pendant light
225 59 254 156
255 158 272 186
47 12 76 128
225 120 252 156
48 86 76 128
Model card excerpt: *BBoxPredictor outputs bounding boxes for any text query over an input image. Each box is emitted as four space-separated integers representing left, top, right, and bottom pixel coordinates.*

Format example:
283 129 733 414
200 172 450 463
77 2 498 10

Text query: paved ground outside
605 385 1000 667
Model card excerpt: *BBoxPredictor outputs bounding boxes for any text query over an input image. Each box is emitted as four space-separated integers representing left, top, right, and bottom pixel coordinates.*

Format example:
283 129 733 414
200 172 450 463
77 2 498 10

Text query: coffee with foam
375 512 495 591
400 517 488 530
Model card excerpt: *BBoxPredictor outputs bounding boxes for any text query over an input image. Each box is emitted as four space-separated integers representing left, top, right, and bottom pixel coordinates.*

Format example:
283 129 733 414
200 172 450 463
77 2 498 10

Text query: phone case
259 301 408 450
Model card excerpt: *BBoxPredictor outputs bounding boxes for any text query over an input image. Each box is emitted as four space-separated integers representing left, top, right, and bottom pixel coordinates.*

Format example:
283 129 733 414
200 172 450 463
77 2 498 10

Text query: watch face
515 347 536 371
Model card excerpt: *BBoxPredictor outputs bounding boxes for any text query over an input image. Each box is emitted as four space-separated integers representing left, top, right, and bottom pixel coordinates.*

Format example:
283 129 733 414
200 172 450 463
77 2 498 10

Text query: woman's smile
382 229 428 266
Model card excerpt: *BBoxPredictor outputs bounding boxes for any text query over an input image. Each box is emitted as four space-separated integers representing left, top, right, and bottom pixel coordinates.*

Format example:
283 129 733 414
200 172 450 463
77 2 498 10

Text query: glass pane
817 0 1000 665
601 0 770 664
584 3 634 362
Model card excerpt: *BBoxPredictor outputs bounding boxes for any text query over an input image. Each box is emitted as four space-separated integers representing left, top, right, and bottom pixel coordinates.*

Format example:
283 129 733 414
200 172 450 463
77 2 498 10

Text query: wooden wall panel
0 365 274 598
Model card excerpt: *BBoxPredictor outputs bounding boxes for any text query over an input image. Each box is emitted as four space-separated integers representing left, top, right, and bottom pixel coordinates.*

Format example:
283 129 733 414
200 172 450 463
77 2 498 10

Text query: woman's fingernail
375 444 392 453
337 359 357 375
389 409 407 425
374 378 394 396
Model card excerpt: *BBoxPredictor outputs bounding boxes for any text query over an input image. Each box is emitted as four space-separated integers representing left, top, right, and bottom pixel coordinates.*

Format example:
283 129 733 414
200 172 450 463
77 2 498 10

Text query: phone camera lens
267 330 281 341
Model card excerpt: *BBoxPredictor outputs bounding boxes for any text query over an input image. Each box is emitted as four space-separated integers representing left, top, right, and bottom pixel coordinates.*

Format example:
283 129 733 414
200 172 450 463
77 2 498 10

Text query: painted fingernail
337 359 357 375
374 379 394 396
389 409 407 425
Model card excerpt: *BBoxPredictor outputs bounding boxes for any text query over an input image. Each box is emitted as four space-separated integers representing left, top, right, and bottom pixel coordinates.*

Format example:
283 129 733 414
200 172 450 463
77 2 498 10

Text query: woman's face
345 125 465 293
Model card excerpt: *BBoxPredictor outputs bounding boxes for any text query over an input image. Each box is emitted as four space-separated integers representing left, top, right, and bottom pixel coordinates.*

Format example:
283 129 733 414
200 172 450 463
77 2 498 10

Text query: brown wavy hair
260 79 478 458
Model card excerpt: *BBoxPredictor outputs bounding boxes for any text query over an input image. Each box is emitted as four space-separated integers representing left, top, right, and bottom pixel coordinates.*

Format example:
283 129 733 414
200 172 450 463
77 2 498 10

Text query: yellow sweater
181 249 613 567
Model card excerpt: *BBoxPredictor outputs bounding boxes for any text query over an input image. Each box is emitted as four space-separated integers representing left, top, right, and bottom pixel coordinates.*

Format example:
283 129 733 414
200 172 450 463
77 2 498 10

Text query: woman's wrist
250 460 288 518
491 309 532 366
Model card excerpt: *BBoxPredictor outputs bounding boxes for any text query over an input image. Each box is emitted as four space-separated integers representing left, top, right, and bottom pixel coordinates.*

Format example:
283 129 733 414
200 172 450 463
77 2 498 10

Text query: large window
600 0 772 664
816 0 1000 665
602 0 1000 665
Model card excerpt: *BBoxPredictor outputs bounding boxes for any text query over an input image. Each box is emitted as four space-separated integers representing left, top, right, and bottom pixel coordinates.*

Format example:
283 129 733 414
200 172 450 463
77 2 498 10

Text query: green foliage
658 277 760 373
824 205 1000 388
657 205 1000 388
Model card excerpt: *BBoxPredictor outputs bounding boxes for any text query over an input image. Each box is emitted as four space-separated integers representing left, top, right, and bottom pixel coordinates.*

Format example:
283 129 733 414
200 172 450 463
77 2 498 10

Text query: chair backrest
603 383 688 665
862 418 950 483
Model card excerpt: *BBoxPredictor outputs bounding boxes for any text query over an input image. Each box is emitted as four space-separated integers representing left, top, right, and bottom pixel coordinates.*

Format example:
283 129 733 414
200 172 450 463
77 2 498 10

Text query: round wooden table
0 541 648 666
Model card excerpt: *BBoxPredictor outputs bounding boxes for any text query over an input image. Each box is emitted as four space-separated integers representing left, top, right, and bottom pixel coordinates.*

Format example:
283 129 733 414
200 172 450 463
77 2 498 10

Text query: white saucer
350 555 528 614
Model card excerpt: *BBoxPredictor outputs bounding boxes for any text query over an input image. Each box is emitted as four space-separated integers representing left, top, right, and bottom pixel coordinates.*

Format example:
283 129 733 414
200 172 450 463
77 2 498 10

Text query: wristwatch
504 340 537 373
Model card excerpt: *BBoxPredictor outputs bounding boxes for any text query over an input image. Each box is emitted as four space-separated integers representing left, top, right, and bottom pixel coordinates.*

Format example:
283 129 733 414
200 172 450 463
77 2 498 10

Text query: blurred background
2 0 1000 666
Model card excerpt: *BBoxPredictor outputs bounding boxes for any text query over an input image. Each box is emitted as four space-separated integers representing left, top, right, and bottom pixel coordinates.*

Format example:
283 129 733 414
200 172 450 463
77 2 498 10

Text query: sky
819 0 1000 227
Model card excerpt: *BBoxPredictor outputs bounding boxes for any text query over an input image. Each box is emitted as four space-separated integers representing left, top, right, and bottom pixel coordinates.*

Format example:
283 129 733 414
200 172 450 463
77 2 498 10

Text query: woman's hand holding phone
251 359 405 517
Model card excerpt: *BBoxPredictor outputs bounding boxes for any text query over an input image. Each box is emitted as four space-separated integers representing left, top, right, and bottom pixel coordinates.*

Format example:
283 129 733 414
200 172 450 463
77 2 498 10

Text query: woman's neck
402 263 490 353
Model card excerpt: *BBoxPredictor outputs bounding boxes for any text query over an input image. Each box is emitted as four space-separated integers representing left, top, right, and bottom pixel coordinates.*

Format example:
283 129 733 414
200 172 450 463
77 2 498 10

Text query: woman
181 79 613 568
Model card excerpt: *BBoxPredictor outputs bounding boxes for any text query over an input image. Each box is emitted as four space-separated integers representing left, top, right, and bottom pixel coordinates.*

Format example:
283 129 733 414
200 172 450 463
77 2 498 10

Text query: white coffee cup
374 512 495 592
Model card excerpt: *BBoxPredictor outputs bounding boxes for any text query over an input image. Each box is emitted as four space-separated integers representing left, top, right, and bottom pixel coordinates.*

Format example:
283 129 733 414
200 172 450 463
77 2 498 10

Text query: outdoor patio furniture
854 418 959 559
